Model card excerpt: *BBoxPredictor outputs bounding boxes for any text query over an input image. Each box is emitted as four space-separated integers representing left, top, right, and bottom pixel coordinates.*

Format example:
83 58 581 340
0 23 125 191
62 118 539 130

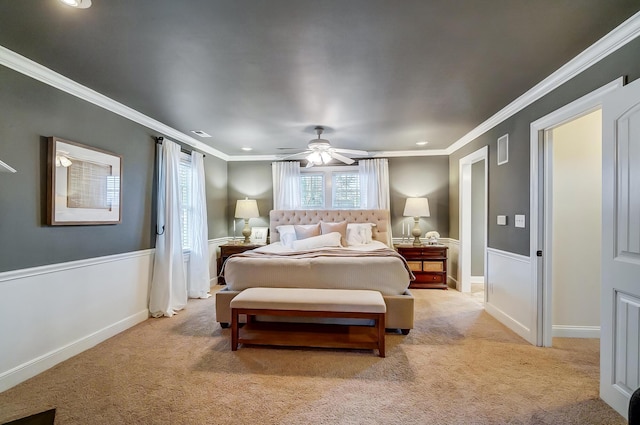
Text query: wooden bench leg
231 308 239 351
378 313 385 358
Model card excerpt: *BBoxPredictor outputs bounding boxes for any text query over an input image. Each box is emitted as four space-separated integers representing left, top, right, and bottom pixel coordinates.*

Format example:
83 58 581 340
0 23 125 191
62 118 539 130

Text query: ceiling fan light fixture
320 151 332 164
59 0 92 8
307 151 322 165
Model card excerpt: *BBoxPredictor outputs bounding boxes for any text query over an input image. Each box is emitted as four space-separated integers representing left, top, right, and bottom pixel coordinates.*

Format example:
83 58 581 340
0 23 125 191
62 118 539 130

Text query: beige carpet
0 286 625 425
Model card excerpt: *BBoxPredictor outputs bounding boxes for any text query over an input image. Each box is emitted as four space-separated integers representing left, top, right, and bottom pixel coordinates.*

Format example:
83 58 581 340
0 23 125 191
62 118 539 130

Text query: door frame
458 146 488 294
529 77 623 347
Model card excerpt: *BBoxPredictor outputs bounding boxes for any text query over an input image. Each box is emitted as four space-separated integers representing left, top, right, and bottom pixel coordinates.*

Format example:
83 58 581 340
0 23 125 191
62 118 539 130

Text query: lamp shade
403 197 430 217
234 199 259 219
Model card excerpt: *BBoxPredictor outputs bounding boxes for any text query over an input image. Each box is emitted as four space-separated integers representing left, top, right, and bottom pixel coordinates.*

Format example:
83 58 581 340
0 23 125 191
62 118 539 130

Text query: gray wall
388 156 449 239
227 161 273 236
228 156 450 240
0 66 156 272
0 65 229 273
203 156 229 239
449 36 640 255
471 160 485 275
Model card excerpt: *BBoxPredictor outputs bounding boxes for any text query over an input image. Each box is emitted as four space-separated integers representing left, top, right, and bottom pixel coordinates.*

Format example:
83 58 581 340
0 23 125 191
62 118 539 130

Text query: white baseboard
484 302 532 342
552 325 600 339
0 309 148 393
470 276 485 284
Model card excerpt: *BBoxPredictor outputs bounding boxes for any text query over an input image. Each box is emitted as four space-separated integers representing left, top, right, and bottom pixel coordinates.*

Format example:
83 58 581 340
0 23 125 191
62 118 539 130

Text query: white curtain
359 158 390 209
149 140 187 318
187 151 211 299
272 161 301 209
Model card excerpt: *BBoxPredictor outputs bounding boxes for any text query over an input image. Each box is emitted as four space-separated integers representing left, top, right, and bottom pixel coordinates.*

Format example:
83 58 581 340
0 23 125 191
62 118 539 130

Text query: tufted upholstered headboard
269 209 392 247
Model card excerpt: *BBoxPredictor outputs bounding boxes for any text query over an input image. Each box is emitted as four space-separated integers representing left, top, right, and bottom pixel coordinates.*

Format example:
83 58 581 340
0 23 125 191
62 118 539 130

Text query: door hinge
536 250 543 257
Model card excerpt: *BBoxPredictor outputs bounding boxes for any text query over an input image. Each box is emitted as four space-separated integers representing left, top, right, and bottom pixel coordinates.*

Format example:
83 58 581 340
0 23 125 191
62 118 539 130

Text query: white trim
0 45 229 161
530 77 623 347
458 147 488 293
486 246 530 264
470 276 485 284
0 249 154 283
552 325 600 339
1 12 639 163
446 11 640 156
0 309 148 393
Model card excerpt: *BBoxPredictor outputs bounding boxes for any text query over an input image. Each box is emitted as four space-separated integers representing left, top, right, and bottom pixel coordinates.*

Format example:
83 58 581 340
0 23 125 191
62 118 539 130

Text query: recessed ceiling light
191 130 212 138
241 147 253 151
416 141 429 146
59 0 92 8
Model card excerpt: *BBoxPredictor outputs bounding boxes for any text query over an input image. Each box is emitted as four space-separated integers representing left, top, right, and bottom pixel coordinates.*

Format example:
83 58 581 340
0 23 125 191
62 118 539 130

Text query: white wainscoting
485 248 536 344
0 238 227 393
0 250 153 393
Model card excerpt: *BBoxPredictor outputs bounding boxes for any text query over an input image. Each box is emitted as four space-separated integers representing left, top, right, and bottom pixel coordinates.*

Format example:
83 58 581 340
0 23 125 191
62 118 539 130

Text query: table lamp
235 198 259 244
403 197 430 246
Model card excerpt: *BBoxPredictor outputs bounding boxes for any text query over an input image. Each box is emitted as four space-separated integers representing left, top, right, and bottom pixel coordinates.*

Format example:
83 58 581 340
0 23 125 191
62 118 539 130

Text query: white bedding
223 241 413 296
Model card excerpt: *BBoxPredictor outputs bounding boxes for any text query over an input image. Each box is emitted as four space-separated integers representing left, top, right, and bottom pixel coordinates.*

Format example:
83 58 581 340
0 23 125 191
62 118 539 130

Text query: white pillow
292 232 342 251
276 225 297 249
346 223 376 246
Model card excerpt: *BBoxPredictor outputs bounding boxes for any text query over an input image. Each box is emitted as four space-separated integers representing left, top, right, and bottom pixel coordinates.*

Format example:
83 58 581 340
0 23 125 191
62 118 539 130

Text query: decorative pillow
292 232 342 251
346 223 376 246
294 223 321 240
320 221 347 247
276 225 297 248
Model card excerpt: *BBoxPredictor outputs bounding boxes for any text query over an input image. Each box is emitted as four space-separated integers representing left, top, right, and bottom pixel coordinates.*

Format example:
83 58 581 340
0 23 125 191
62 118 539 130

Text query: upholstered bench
230 287 386 357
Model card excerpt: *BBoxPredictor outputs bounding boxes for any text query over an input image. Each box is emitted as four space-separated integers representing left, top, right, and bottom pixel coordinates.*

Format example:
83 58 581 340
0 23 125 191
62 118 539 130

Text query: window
178 153 192 250
300 166 360 209
332 171 360 208
300 173 325 209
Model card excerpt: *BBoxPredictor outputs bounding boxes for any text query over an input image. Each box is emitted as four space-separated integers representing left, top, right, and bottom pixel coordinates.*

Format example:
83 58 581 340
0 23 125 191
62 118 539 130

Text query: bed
215 209 415 333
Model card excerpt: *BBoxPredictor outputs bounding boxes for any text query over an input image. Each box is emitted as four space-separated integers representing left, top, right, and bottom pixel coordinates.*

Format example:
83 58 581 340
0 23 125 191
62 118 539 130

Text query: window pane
332 172 360 209
300 174 324 208
179 154 191 250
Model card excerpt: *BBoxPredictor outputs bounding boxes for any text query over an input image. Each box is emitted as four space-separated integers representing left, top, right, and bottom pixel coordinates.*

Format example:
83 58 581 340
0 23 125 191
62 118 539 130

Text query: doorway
530 78 623 347
459 146 488 295
545 110 602 344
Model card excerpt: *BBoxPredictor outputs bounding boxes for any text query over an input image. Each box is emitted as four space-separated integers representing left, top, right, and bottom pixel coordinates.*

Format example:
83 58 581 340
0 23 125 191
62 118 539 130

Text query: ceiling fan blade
329 151 355 165
332 148 369 156
278 150 312 160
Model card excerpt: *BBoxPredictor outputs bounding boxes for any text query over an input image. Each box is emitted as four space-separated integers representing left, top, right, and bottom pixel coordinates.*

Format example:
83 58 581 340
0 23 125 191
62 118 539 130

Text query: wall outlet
497 215 507 226
515 214 526 228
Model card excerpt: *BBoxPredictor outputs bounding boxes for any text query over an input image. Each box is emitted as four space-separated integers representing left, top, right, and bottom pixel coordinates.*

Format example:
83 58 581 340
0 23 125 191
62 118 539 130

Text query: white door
601 77 640 418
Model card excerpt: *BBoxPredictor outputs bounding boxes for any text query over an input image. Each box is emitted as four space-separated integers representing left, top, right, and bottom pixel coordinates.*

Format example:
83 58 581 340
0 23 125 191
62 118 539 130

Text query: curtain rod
155 137 205 157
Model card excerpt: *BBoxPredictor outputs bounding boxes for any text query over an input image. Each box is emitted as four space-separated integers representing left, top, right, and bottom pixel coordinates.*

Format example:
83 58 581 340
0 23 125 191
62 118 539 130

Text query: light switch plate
497 215 507 226
515 214 526 228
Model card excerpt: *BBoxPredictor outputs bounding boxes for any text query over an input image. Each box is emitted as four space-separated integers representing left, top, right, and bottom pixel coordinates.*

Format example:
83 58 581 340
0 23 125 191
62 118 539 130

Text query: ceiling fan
280 126 369 167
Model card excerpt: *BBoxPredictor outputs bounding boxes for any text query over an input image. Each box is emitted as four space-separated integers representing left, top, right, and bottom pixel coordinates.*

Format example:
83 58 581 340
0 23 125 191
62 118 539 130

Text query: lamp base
242 219 251 244
411 217 422 246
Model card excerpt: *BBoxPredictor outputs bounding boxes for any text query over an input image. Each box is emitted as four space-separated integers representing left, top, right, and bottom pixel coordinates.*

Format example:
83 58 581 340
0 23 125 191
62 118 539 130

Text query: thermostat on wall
497 215 507 226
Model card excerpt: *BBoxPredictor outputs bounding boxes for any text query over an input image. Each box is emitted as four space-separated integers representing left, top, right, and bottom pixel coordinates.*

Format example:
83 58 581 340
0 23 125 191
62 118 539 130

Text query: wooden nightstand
395 244 448 289
217 242 264 284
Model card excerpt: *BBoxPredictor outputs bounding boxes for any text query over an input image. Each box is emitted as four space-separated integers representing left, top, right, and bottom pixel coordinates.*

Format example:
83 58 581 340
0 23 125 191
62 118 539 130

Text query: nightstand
395 244 448 289
217 242 264 284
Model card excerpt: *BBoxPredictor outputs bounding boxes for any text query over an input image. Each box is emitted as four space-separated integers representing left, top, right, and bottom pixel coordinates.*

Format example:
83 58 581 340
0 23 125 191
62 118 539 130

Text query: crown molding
445 10 640 155
370 149 449 158
2 10 639 162
0 45 229 161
